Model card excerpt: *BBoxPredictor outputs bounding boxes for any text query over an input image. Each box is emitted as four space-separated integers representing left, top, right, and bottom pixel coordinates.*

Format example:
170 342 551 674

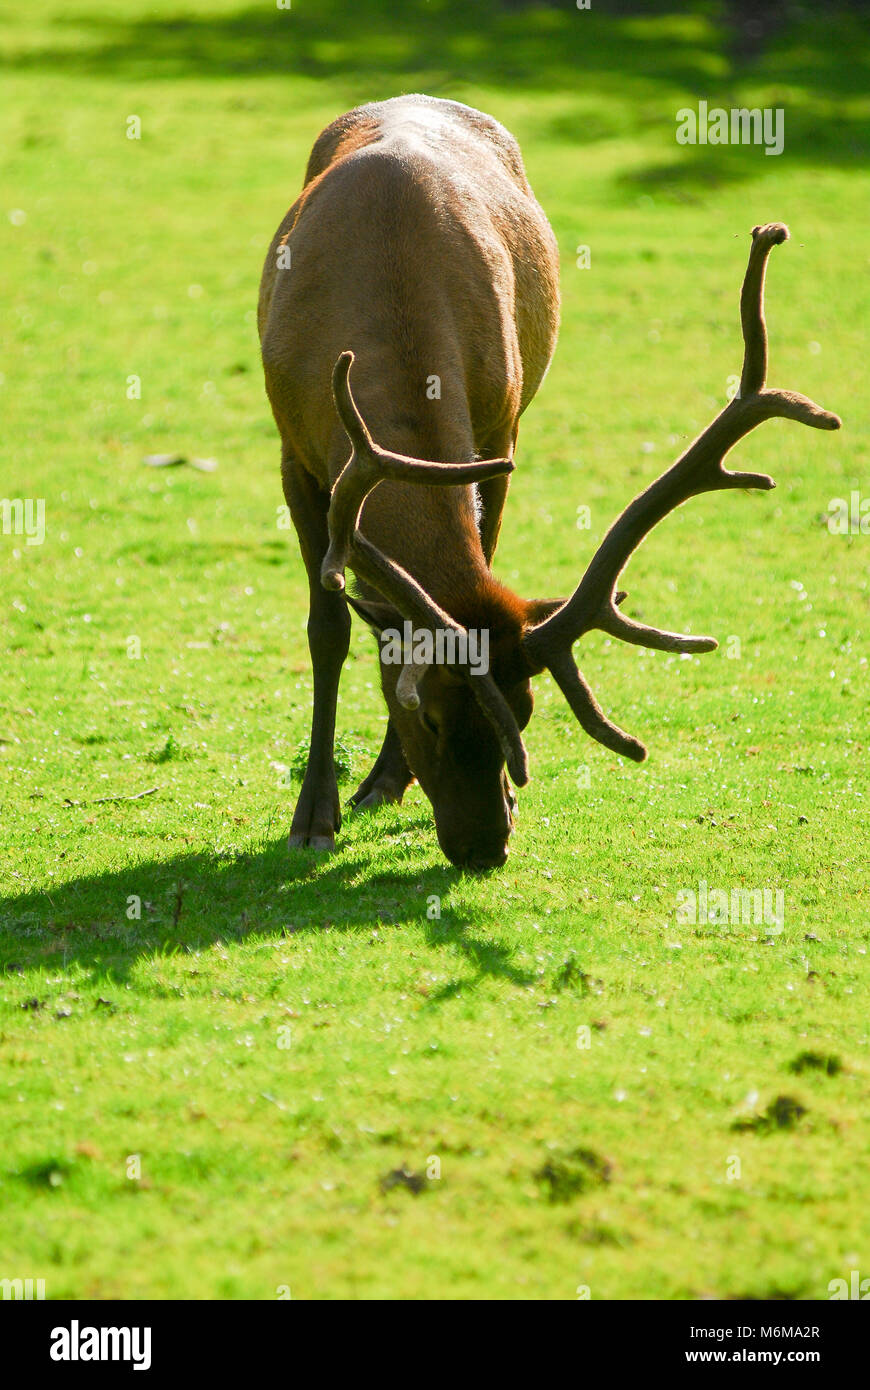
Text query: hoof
288 832 336 852
349 784 403 813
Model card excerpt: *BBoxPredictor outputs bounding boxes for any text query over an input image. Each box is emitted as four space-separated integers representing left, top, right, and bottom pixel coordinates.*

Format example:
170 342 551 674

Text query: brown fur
258 95 560 866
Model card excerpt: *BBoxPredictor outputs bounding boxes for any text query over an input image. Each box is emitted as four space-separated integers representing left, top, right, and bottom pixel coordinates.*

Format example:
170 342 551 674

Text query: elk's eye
421 710 439 737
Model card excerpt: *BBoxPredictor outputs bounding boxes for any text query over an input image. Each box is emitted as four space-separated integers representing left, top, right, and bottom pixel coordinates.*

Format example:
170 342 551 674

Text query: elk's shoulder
303 94 532 194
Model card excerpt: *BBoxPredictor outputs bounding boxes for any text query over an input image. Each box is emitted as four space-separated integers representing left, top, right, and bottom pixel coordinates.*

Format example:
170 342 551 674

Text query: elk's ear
522 592 629 641
346 593 402 635
523 592 628 630
523 597 567 628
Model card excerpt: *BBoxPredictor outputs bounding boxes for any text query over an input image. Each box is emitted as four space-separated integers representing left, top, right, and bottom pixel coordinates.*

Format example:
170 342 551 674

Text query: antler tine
739 221 786 395
467 674 530 786
395 660 427 711
523 223 841 755
321 352 513 592
547 649 647 763
322 352 529 786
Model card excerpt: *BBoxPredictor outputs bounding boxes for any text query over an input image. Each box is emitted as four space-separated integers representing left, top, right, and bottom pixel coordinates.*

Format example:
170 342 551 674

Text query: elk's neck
356 479 491 613
348 385 503 623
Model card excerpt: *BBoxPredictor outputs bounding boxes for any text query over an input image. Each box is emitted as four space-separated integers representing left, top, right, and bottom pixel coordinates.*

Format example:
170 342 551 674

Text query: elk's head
346 588 549 868
323 226 840 869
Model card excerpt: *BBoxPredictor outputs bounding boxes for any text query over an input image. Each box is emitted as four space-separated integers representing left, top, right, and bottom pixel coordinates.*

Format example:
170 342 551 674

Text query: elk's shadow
0 830 535 998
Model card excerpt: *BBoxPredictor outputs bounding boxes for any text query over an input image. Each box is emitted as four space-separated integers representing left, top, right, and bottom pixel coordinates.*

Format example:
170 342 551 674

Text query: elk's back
258 95 559 485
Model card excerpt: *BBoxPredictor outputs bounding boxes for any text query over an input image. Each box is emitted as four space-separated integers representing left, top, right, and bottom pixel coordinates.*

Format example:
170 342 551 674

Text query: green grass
1 0 868 1299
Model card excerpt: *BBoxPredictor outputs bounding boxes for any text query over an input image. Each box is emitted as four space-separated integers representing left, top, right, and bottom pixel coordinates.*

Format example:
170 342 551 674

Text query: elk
258 94 840 870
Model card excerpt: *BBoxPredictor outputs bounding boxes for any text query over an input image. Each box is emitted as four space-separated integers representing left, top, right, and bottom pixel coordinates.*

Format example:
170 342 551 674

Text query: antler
522 223 841 762
322 352 530 784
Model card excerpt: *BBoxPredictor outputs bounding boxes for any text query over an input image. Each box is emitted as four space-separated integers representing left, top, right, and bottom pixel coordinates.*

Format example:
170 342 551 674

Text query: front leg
348 719 412 811
284 459 351 851
290 578 350 848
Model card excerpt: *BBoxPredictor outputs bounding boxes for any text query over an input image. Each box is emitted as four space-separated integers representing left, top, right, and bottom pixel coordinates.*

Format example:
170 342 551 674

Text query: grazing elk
258 94 839 870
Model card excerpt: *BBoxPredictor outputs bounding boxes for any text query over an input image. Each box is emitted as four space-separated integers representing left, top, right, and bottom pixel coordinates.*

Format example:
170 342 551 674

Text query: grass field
1 0 868 1299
